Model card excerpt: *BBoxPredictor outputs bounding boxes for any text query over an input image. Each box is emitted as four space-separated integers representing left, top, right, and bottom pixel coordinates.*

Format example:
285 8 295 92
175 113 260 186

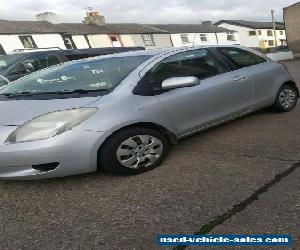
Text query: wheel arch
96 122 178 170
282 81 299 98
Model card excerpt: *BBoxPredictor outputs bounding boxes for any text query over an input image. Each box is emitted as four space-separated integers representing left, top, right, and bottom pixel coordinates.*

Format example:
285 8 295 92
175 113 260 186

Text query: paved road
0 61 300 250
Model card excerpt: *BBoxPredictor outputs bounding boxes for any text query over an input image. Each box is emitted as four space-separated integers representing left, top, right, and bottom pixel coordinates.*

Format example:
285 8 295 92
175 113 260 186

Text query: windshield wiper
58 89 110 95
2 91 34 97
2 89 110 98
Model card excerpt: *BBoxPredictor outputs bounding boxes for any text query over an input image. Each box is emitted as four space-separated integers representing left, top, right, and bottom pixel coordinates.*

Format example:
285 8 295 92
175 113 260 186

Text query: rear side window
218 47 266 69
48 55 61 67
65 54 90 61
148 49 226 86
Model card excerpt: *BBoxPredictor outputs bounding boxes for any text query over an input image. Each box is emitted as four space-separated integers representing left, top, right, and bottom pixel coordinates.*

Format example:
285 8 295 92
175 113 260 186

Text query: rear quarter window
217 47 266 69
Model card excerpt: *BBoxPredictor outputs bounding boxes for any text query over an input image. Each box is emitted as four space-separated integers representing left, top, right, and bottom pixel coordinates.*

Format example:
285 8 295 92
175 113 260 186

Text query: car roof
35 45 250 68
74 45 245 60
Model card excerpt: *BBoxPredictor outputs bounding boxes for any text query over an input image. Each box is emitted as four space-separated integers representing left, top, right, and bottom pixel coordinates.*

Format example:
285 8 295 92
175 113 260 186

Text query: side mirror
23 62 35 73
162 76 200 90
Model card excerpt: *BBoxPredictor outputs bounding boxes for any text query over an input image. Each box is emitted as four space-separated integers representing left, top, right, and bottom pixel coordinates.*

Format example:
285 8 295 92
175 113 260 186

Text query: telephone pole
271 10 278 47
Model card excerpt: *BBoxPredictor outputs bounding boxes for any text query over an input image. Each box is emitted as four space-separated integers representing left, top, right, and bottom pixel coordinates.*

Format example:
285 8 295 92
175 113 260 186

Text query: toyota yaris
0 46 298 179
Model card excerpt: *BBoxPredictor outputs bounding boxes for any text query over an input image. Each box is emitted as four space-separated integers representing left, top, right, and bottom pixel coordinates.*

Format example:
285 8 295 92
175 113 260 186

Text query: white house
56 22 173 50
148 23 240 47
0 12 241 54
55 11 172 50
215 20 286 49
0 19 66 54
0 12 173 54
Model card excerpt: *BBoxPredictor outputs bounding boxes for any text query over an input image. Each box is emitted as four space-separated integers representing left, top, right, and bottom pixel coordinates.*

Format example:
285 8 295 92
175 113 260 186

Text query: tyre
99 127 169 175
273 84 298 112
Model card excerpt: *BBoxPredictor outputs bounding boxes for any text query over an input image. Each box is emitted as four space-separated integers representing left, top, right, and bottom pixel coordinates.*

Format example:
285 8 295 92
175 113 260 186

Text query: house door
109 35 122 47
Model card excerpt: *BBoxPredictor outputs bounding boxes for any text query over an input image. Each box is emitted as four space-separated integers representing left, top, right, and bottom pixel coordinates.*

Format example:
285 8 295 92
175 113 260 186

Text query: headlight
6 108 98 143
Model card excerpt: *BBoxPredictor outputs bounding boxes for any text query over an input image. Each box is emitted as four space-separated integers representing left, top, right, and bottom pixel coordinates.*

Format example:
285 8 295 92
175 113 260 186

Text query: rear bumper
0 126 104 180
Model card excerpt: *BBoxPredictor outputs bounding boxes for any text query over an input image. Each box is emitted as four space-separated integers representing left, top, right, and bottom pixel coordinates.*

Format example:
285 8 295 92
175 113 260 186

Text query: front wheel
273 85 298 112
99 127 169 175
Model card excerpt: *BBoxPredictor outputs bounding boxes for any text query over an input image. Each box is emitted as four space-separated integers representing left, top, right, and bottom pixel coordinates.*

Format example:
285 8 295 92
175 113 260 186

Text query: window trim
248 31 256 36
268 40 274 47
142 34 155 46
267 30 273 37
226 32 236 41
180 34 190 44
62 34 77 49
19 35 37 49
199 34 208 42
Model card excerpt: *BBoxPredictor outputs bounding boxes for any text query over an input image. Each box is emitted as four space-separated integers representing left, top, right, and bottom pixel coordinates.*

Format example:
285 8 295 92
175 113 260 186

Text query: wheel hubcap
279 89 297 109
116 135 163 169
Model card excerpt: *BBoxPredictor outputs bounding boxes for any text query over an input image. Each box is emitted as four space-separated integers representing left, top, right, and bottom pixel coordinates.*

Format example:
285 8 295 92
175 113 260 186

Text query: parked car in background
0 47 144 87
0 46 298 180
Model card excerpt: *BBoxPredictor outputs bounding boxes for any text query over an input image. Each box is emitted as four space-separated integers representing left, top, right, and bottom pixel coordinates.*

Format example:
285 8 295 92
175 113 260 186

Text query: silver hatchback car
0 46 298 180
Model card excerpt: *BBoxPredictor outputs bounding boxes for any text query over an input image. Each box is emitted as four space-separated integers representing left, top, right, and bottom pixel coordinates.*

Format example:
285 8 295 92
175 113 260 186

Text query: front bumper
0 126 105 180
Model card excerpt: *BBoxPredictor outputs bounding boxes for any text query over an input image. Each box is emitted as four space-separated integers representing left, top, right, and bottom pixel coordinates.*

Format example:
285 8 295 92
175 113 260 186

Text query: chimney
35 12 59 24
83 9 105 26
202 21 212 26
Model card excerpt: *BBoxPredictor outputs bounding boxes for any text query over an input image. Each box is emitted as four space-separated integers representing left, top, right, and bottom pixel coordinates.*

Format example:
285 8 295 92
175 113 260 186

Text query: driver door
146 49 254 135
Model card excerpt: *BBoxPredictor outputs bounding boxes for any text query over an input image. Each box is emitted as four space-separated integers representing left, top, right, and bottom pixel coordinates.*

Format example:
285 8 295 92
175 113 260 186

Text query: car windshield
0 54 25 70
0 55 151 95
0 75 10 88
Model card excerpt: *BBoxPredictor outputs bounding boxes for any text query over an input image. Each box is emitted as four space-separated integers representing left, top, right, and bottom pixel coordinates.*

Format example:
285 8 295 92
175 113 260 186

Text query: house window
248 31 256 36
142 34 155 46
19 36 37 49
109 35 122 47
258 30 262 35
280 31 284 35
267 30 273 36
110 36 118 42
268 40 274 46
199 34 207 42
227 32 235 41
180 34 190 43
62 35 76 49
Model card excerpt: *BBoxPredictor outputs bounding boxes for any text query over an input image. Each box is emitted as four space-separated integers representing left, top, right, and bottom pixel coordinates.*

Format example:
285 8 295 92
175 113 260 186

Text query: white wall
170 33 218 47
119 34 136 47
218 23 260 47
125 34 173 49
32 34 66 49
87 34 112 48
72 35 90 49
0 34 66 53
0 35 24 53
170 32 240 47
216 32 240 45
217 23 287 48
257 29 287 47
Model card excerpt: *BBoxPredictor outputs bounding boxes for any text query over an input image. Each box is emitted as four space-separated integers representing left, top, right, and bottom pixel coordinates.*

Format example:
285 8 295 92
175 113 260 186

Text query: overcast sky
0 0 299 23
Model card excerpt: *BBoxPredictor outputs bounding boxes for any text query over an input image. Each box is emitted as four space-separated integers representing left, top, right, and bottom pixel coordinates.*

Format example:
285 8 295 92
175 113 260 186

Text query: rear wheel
273 85 298 112
99 127 169 175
